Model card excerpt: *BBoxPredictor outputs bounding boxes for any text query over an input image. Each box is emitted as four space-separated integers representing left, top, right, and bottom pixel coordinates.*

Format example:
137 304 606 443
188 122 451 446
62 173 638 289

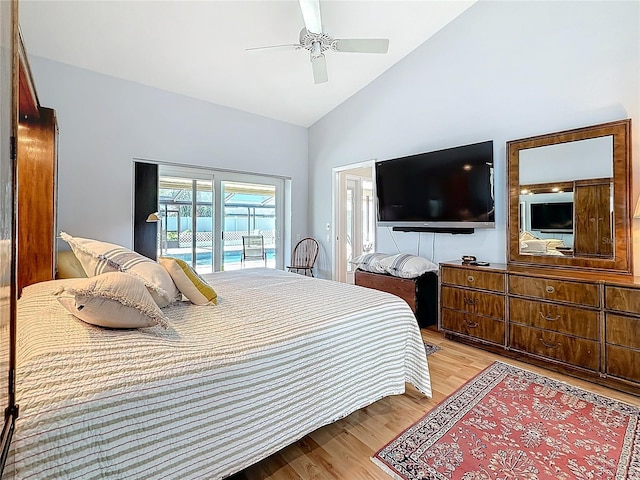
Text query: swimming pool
170 249 275 266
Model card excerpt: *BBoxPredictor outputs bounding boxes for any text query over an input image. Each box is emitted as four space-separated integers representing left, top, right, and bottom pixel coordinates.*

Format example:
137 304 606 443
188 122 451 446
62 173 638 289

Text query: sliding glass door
221 181 277 270
155 165 284 273
216 172 283 271
158 166 215 273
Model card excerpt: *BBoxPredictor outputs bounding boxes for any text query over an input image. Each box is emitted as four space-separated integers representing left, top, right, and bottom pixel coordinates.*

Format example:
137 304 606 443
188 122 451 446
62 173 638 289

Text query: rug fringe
370 456 405 480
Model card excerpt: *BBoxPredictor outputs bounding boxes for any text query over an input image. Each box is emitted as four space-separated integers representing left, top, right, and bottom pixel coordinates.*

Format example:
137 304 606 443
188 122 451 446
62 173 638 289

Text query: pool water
170 250 275 266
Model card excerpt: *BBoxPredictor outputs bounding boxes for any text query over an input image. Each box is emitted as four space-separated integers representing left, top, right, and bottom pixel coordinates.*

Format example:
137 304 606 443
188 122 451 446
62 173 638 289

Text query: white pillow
520 238 565 253
349 252 390 274
60 232 180 308
519 231 538 242
159 257 217 305
520 239 546 253
56 272 170 329
545 239 566 250
379 253 438 279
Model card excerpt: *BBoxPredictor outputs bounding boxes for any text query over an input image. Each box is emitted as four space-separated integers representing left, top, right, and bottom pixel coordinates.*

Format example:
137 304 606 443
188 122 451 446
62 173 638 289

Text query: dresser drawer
509 275 600 307
510 324 600 371
441 286 505 320
441 309 505 345
509 297 599 340
441 266 505 292
606 345 640 383
605 313 640 349
605 285 640 316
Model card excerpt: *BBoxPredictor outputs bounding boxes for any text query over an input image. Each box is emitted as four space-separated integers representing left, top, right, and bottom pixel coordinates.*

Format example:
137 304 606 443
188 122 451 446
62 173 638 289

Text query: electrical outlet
296 234 301 241
326 234 330 242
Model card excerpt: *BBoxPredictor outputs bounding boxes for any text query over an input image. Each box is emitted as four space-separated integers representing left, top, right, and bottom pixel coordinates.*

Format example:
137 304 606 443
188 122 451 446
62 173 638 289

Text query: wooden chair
287 237 319 277
241 235 266 266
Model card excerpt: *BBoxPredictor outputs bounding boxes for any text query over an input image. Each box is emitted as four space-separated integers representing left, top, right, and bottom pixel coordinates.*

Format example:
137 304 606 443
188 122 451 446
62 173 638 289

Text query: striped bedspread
6 268 431 479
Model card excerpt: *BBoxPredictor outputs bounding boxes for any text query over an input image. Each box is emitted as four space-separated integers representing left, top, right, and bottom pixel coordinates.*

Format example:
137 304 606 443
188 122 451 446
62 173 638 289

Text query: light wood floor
230 329 640 480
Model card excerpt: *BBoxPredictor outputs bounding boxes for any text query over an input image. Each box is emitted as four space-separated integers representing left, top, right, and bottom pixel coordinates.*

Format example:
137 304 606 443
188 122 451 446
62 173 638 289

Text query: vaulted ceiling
19 1 475 127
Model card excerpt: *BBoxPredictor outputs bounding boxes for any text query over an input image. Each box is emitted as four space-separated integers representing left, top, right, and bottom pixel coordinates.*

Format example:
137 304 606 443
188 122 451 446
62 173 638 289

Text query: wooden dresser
440 261 640 396
603 283 640 385
440 264 506 346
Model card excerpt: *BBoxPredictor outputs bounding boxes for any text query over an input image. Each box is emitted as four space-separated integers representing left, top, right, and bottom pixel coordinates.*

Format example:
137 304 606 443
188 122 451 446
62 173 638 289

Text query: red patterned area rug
372 362 640 480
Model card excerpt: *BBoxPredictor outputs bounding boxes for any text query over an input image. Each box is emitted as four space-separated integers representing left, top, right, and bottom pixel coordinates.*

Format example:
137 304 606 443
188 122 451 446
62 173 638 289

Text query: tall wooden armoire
573 178 613 258
16 32 58 296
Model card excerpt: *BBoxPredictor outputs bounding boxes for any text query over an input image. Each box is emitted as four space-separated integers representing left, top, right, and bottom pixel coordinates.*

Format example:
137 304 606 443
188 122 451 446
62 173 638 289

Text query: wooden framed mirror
507 119 632 274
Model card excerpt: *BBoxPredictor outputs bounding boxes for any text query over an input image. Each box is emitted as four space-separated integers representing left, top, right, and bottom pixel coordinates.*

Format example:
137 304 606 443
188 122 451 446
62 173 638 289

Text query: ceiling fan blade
334 38 389 54
298 0 322 34
245 44 301 53
311 54 328 84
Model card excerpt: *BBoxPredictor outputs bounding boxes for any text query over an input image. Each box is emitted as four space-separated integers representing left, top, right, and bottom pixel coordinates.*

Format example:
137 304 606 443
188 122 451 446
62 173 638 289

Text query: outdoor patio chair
241 235 266 266
287 237 319 277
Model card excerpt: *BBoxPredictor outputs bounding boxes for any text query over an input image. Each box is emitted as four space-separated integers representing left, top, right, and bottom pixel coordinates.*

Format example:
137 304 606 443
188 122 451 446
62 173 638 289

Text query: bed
5 268 431 479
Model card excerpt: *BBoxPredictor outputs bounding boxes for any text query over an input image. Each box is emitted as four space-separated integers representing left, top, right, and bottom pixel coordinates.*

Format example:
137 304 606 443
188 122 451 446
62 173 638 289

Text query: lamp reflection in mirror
146 212 163 256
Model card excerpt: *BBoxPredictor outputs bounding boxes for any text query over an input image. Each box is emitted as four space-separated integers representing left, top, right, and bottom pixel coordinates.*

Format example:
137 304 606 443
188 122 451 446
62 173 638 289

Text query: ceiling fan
246 0 390 84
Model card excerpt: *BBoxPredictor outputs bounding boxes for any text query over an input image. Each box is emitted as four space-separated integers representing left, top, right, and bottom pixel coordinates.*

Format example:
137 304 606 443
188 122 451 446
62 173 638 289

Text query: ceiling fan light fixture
311 41 322 58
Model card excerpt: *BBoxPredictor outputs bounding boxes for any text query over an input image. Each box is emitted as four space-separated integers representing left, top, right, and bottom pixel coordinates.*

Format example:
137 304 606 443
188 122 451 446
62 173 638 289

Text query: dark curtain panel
134 161 158 260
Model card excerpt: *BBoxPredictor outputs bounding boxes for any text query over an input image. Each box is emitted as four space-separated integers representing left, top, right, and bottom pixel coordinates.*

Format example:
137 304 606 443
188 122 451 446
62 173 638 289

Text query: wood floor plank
231 329 640 479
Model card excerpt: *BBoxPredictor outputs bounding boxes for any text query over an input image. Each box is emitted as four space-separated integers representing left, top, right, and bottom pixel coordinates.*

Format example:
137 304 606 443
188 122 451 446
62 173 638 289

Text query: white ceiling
18 0 475 127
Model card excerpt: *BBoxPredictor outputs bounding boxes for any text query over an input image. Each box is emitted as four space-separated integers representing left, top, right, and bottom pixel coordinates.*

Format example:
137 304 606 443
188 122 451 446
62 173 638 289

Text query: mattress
6 268 431 479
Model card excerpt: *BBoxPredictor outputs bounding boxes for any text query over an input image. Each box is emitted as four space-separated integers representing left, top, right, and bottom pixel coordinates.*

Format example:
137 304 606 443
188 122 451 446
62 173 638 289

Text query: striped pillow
379 253 438 279
349 252 390 274
60 232 180 308
159 257 217 305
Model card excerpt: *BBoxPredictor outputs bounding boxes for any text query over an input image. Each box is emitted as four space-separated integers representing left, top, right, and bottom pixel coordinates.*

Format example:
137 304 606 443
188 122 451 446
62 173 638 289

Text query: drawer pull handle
539 338 560 349
538 312 561 322
463 297 479 306
467 275 474 283
545 285 555 294
465 320 479 328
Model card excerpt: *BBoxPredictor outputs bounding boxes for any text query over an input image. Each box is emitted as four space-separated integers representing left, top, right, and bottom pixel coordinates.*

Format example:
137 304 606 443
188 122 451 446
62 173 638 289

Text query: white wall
308 0 640 279
28 57 308 259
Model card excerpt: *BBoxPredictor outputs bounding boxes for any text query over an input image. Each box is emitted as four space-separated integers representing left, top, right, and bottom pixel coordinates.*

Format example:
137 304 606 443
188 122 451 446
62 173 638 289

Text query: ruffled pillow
379 253 438 279
56 272 170 329
60 232 180 308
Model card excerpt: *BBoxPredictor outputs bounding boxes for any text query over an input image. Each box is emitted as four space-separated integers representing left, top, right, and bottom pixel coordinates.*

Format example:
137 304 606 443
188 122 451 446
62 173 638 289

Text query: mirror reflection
518 135 613 258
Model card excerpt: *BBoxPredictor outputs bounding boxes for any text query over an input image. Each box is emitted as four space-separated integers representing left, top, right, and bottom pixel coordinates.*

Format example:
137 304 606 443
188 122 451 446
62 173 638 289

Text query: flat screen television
530 202 573 233
375 140 495 230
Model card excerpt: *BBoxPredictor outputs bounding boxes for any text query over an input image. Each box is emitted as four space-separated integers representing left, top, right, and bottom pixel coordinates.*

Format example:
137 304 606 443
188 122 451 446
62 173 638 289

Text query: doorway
334 163 375 283
135 162 286 274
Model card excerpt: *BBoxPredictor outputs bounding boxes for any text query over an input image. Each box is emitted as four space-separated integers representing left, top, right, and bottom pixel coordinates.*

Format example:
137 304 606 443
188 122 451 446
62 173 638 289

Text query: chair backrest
242 235 265 258
291 237 319 268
